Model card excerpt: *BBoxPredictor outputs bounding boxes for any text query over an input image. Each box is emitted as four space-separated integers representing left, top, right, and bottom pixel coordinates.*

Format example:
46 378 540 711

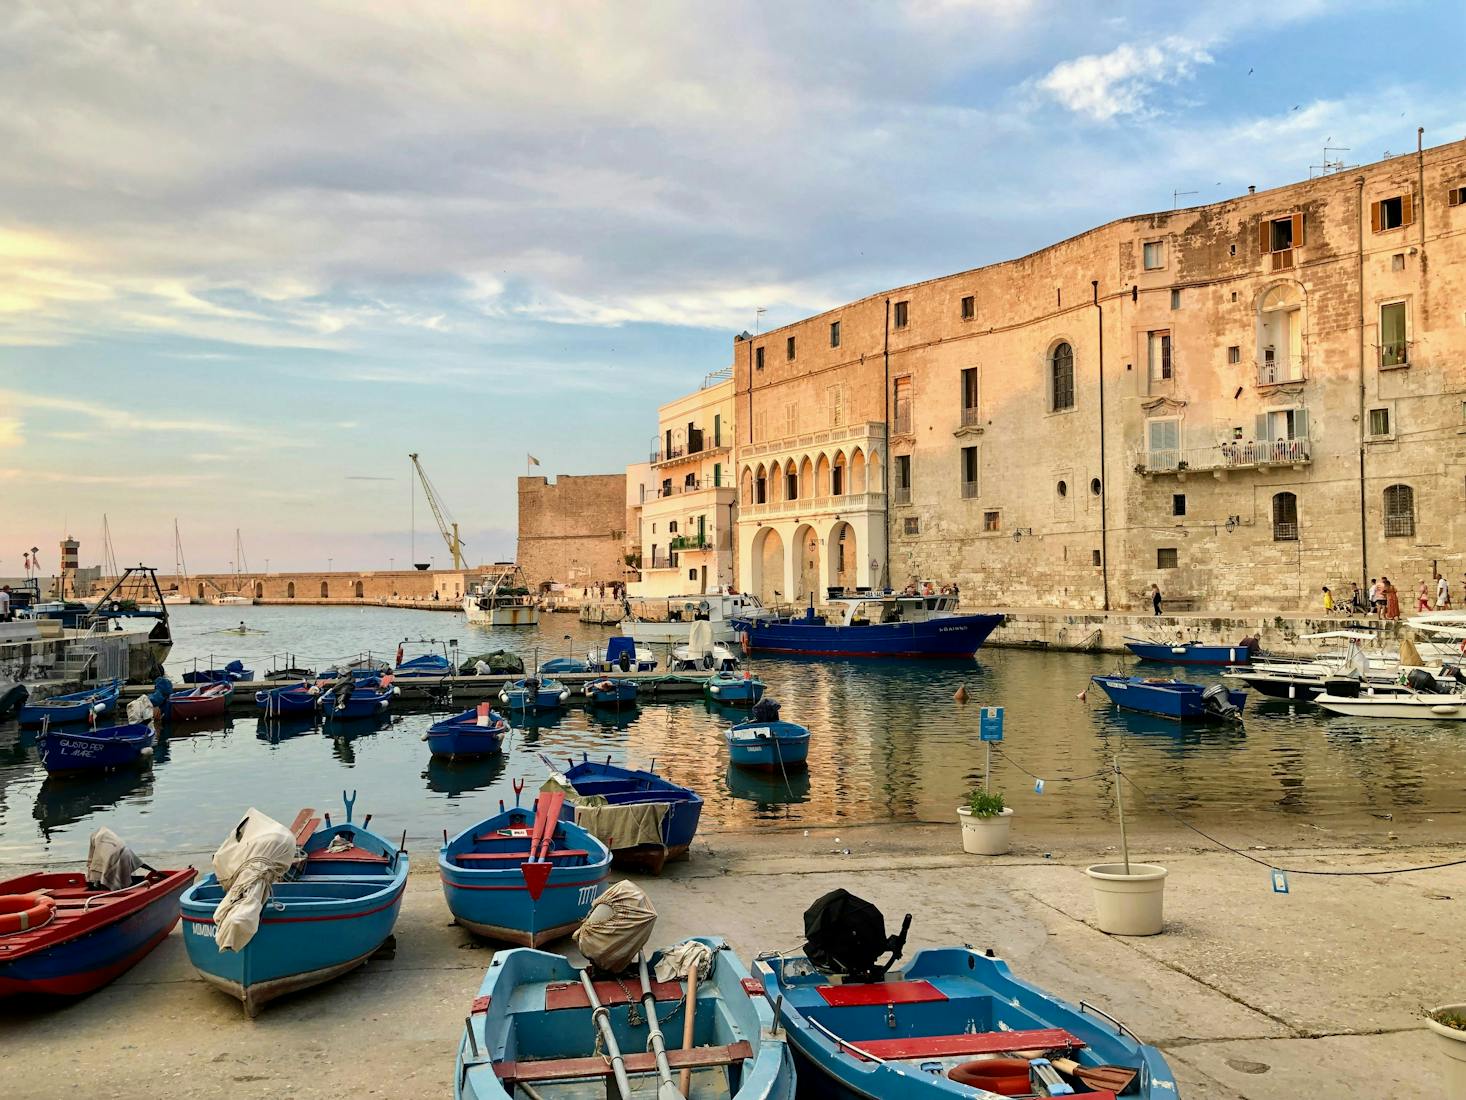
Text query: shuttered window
1050 343 1075 411
1383 484 1415 537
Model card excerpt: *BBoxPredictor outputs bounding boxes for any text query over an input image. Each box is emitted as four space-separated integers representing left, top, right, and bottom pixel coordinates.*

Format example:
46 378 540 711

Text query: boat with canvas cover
588 635 658 672
440 791 610 947
756 889 1177 1100
182 659 254 684
427 704 509 759
454 936 796 1100
0 829 195 999
734 595 1002 658
544 753 703 874
582 677 638 707
1090 675 1246 721
394 640 454 678
179 796 408 1015
17 678 122 728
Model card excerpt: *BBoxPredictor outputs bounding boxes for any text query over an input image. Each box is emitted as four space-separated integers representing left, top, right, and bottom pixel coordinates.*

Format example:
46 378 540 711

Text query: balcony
739 421 886 463
961 480 978 499
1134 437 1312 476
641 479 730 501
892 485 911 506
649 436 728 467
961 407 981 427
741 490 885 522
1256 357 1307 386
669 534 708 552
1379 340 1410 369
648 553 676 570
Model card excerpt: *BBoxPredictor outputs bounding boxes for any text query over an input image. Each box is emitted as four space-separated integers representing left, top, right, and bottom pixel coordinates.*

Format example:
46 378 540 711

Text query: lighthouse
60 536 79 598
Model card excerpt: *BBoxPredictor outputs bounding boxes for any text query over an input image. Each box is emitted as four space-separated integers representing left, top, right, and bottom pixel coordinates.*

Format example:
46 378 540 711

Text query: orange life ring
948 1058 1031 1095
0 892 56 934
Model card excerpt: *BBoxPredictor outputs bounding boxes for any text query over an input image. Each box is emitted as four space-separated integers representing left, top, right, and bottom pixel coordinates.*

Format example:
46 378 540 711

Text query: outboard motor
803 889 912 983
752 697 781 723
1406 668 1439 694
1201 683 1242 722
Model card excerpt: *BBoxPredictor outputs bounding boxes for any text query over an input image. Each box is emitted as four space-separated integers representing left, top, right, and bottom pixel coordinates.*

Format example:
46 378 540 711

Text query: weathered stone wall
517 473 628 589
118 570 467 602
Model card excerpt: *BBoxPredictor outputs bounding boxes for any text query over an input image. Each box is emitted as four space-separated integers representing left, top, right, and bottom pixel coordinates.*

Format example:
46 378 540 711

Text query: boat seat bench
850 1028 1084 1060
453 850 588 864
306 846 390 864
288 809 321 848
544 978 685 1010
495 1041 753 1084
817 979 946 1006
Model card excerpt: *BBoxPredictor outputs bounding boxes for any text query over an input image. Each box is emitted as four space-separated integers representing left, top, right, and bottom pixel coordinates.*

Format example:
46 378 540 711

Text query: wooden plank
852 1028 1082 1061
544 977 685 1011
454 849 587 864
496 1041 753 1084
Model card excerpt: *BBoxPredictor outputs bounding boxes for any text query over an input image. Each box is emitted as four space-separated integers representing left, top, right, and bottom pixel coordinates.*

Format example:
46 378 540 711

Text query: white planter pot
1426 1005 1466 1097
1085 863 1168 936
957 806 1013 855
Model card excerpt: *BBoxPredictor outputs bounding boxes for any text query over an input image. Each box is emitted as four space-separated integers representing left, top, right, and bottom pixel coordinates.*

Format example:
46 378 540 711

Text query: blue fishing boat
1124 637 1251 665
456 936 796 1100
582 677 638 707
555 753 702 874
0 867 196 999
39 722 155 774
179 798 408 1016
706 670 765 705
589 635 658 672
756 892 1177 1100
440 792 610 947
182 660 254 684
255 684 318 717
541 656 590 675
734 594 1003 658
498 677 569 713
17 679 122 728
727 711 810 772
1091 674 1247 721
319 687 394 721
426 705 509 759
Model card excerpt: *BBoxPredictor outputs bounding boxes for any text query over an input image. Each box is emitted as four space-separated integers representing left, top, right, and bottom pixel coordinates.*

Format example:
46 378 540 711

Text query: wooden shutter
1291 212 1304 247
1370 200 1382 233
1255 413 1271 442
1402 192 1415 226
1293 408 1309 441
1451 188 1464 208
1259 219 1272 255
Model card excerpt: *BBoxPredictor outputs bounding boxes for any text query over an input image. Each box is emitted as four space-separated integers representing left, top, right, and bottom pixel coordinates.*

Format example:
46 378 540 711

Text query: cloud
1037 36 1213 121
0 417 23 448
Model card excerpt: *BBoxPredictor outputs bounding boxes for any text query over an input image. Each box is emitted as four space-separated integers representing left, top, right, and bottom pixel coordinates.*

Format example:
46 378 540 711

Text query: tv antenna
1310 142 1351 177
1172 188 1199 209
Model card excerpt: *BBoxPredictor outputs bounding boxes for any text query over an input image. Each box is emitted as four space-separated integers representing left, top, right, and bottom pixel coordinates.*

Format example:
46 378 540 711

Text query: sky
3 0 1464 574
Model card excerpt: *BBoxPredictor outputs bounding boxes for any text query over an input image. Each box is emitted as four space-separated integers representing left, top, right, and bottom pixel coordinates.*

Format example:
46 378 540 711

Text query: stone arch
799 455 815 498
1048 338 1076 411
867 448 883 491
832 450 848 496
767 461 783 504
754 463 768 504
740 466 754 506
814 453 831 496
320 580 330 598
286 581 296 599
849 447 866 494
254 580 264 599
793 523 819 603
783 458 799 501
354 580 365 598
751 526 785 606
827 521 857 593
197 582 205 599
1256 279 1306 381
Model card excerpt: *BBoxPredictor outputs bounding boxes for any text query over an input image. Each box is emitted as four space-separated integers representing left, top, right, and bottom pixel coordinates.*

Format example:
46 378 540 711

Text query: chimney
1247 185 1256 194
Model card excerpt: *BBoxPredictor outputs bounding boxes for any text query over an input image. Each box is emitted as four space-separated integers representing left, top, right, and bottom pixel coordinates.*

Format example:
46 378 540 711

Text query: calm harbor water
2 604 1465 865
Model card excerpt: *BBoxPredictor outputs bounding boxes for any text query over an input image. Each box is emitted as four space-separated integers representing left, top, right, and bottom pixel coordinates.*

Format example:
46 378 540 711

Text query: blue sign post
979 707 1004 792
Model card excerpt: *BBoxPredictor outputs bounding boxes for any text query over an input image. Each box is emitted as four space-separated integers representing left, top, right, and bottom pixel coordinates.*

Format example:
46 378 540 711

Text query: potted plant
1084 757 1167 935
957 788 1013 855
1426 1004 1466 1092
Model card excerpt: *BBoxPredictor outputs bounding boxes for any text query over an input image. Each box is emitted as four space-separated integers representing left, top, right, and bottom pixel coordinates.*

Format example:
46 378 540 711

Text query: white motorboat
463 567 538 627
1315 690 1466 719
623 592 769 645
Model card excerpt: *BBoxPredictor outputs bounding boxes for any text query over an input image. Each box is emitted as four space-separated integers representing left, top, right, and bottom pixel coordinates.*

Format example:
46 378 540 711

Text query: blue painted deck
498 678 569 713
17 679 122 728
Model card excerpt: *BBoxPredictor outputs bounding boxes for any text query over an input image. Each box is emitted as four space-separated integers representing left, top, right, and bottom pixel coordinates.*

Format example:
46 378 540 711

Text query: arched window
1383 484 1415 537
1050 342 1075 411
286 581 295 599
1272 492 1298 541
320 580 330 598
254 581 264 598
354 580 364 598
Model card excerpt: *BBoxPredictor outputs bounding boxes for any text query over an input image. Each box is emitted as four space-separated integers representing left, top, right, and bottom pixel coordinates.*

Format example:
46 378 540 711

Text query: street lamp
328 558 333 572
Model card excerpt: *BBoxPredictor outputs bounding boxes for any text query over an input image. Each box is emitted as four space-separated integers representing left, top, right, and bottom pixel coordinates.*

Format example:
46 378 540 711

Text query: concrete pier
3 819 1462 1098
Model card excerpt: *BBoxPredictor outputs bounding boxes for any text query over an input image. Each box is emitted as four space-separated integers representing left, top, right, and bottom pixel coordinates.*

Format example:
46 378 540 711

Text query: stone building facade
517 473 628 591
731 139 1466 612
631 373 737 598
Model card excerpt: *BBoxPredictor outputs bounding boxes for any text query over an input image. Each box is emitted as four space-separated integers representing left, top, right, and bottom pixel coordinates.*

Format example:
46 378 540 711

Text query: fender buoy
0 892 56 935
739 631 751 655
948 1058 1031 1095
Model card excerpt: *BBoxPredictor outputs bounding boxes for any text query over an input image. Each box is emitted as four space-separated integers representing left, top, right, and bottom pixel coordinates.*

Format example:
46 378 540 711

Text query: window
755 346 764 370
785 469 798 500
1368 407 1391 438
1450 186 1466 207
689 569 698 581
1383 484 1415 537
713 414 721 447
1256 407 1309 462
1271 492 1298 541
1147 330 1172 383
1143 240 1165 270
1056 479 1068 497
892 377 912 434
1169 288 1181 310
961 446 978 499
1227 346 1240 365
894 300 909 329
1146 417 1180 469
961 367 979 426
831 462 843 496
893 455 912 505
903 517 920 536
784 403 797 436
983 511 1000 532
755 471 766 504
1392 253 1406 271
1092 549 1102 566
1172 493 1186 517
961 295 975 320
712 462 722 487
786 336 796 361
830 320 840 348
1372 194 1413 232
669 520 678 533
1157 548 1178 569
1379 301 1408 367
1268 216 1295 253
828 384 845 427
1049 342 1075 411
1090 477 1102 495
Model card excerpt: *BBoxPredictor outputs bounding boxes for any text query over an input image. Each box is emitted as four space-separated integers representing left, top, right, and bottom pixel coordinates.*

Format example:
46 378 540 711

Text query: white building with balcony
735 421 888 607
629 373 737 598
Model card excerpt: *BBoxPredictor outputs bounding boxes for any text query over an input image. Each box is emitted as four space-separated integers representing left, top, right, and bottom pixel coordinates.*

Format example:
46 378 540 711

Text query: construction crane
409 453 466 570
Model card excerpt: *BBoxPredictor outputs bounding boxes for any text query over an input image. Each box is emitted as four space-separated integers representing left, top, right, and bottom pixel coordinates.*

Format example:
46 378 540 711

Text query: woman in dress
1383 577 1400 620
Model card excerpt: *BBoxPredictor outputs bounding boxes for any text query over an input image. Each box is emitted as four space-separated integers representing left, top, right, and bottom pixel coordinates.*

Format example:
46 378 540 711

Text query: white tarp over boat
86 826 140 891
574 880 657 972
210 808 297 952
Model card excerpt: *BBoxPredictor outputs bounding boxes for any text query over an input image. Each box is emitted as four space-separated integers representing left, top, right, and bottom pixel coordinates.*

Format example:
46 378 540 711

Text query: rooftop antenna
1172 188 1198 209
1310 143 1351 178
754 307 766 334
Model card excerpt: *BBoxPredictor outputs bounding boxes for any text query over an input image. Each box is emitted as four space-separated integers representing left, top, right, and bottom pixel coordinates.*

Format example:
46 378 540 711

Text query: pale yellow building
630 371 737 597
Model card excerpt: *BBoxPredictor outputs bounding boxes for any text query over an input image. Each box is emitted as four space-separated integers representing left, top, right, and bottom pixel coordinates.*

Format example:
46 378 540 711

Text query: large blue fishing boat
553 753 703 874
734 595 1002 658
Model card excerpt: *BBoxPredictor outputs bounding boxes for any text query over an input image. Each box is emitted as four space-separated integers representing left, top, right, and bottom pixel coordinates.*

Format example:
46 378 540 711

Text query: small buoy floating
953 685 968 703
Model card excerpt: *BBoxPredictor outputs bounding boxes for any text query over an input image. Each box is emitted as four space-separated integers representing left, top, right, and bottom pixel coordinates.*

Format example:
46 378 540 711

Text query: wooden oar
519 790 566 900
1051 1056 1139 1093
678 966 699 1095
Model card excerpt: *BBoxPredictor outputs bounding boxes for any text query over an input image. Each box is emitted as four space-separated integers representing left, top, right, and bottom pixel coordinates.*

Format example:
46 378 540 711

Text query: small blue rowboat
17 679 122 728
540 656 589 675
0 867 197 999
727 719 810 771
255 684 318 717
179 798 408 1016
39 722 155 774
582 677 638 707
498 677 568 712
183 660 254 684
706 670 765 705
426 705 509 759
757 929 1178 1100
319 687 394 721
1124 638 1251 665
1091 674 1246 721
555 753 703 873
456 936 796 1100
440 792 610 947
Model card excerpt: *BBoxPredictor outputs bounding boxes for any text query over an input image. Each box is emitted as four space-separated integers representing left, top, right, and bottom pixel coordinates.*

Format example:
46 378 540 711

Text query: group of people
1322 573 1457 618
901 580 961 598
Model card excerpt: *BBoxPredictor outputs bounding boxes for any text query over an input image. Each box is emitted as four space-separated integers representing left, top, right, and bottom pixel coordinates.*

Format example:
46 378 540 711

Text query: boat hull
734 613 1003 657
463 599 539 627
1315 694 1466 719
706 675 765 704
426 710 508 759
561 759 702 873
39 723 155 773
583 679 638 706
1125 641 1250 665
728 720 810 771
320 689 393 720
17 680 122 728
1092 675 1246 721
168 684 232 721
255 686 318 716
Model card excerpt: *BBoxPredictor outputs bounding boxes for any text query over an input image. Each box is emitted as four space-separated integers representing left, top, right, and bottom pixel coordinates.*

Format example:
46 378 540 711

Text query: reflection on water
1 604 1465 863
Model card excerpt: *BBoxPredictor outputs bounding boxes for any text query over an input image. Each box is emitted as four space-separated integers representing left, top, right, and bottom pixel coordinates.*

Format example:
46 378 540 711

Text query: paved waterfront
3 822 1462 1098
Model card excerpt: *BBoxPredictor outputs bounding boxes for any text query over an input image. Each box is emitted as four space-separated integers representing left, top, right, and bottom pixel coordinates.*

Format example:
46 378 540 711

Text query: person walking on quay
1383 577 1400 620
1349 581 1365 615
1322 586 1335 614
1151 583 1163 616
1418 580 1431 613
1368 578 1382 616
1436 572 1452 610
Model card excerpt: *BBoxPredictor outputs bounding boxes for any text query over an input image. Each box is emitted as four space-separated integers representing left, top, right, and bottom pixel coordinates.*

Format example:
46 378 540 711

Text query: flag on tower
527 454 540 466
